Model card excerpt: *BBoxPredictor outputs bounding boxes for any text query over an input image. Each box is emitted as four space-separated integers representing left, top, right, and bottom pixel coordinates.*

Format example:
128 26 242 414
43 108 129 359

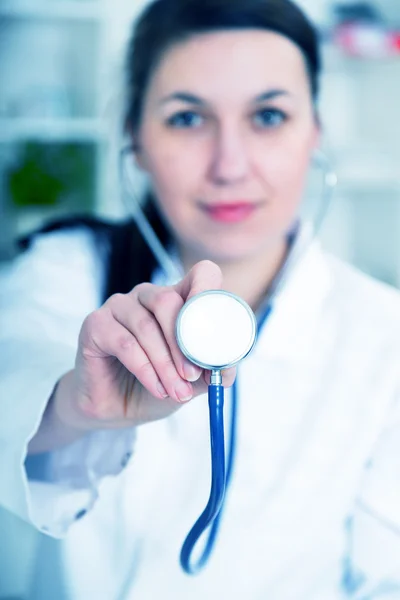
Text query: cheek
141 146 204 234
257 131 314 204
252 134 315 234
141 129 206 207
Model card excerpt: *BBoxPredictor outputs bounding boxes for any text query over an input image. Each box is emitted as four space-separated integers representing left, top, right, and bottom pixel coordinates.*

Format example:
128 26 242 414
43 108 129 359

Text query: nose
208 122 251 186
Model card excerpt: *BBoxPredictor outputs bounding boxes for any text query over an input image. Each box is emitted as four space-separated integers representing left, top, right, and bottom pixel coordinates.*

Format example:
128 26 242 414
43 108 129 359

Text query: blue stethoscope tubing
180 382 225 573
180 304 273 574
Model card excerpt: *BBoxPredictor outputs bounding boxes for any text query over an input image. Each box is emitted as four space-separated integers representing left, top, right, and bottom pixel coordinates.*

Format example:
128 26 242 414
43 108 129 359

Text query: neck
180 239 289 311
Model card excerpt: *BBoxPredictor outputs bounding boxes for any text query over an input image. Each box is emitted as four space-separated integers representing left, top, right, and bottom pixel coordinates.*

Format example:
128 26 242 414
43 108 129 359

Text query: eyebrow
254 89 290 103
159 92 206 106
159 89 291 107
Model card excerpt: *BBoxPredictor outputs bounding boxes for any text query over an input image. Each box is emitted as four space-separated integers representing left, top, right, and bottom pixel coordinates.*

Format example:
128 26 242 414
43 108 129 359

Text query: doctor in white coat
1 0 400 598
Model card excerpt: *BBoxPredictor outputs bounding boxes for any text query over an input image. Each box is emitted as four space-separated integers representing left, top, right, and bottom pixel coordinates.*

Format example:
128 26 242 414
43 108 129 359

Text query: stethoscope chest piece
176 290 257 371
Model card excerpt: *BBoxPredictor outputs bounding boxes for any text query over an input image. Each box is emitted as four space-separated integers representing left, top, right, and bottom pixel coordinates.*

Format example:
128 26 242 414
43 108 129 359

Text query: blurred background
0 0 399 598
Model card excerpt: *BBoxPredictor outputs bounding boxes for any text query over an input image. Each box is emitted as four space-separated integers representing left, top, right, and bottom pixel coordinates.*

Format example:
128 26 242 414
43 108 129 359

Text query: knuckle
131 282 150 296
156 354 178 378
116 333 136 352
153 288 182 313
136 313 157 336
106 292 125 310
82 309 105 334
80 309 113 356
136 360 155 383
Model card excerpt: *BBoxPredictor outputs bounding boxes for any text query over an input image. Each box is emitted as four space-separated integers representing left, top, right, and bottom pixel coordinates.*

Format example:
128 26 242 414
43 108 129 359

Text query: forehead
147 30 309 102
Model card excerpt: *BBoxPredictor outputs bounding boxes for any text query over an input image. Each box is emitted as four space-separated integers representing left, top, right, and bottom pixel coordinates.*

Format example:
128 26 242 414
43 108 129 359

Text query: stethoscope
176 289 272 574
118 146 338 577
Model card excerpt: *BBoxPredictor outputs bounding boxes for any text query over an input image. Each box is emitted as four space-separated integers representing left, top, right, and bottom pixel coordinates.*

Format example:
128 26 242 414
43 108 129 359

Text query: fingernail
175 380 193 403
157 382 169 399
183 362 201 382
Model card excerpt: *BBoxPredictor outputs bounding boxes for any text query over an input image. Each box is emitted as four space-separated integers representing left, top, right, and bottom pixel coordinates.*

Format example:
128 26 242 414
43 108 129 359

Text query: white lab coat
0 225 400 600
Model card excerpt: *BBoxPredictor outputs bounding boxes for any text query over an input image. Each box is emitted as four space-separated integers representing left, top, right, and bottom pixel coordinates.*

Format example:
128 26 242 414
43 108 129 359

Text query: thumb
174 260 223 302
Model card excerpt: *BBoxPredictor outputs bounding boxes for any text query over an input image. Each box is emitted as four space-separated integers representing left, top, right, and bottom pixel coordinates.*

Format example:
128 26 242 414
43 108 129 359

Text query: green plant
7 142 93 208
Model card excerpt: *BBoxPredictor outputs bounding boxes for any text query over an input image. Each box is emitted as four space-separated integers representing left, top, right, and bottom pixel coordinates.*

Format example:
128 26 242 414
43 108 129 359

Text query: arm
0 232 234 538
0 229 136 536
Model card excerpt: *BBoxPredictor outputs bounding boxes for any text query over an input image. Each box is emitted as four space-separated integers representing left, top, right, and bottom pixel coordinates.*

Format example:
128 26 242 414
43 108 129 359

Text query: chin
186 234 272 265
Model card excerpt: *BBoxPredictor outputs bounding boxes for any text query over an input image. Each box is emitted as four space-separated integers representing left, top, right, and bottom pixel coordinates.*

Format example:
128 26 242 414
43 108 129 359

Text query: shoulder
15 215 139 276
7 215 153 305
1 217 126 309
323 251 400 341
18 215 120 254
325 252 400 312
15 218 107 287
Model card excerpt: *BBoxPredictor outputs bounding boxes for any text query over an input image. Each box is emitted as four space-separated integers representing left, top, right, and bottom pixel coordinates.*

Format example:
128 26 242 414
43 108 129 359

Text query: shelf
0 118 107 143
321 42 400 73
334 151 400 191
338 176 400 192
13 206 90 237
0 1 104 21
337 172 400 191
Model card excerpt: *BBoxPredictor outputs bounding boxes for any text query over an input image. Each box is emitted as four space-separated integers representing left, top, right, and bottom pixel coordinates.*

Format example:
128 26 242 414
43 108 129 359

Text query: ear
131 138 149 172
311 110 322 150
125 125 147 171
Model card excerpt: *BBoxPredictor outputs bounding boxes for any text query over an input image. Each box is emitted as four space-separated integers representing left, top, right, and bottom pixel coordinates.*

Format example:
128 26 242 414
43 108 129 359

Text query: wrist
27 371 89 455
52 369 96 433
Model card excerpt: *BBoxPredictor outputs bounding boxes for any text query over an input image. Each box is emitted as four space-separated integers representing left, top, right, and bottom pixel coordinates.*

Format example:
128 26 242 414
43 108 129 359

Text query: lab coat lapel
254 238 333 363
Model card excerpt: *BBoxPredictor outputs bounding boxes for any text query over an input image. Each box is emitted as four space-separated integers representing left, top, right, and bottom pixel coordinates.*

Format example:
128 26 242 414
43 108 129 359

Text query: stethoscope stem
180 371 226 574
210 368 222 386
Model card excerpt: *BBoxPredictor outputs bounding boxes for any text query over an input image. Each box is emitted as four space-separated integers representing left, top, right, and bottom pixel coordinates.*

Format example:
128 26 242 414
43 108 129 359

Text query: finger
136 285 202 384
84 308 169 402
106 294 194 403
175 260 223 301
222 367 237 388
202 367 237 388
191 367 237 400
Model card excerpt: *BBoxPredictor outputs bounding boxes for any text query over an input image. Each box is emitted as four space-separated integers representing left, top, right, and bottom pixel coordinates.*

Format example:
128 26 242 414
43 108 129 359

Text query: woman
0 0 400 598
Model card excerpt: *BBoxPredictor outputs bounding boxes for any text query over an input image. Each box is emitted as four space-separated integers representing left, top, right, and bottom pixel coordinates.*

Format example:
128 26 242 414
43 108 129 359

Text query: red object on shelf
391 32 400 52
335 23 400 58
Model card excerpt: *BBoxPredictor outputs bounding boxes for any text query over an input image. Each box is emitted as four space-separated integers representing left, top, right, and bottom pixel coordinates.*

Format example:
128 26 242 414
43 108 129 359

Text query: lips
201 202 259 223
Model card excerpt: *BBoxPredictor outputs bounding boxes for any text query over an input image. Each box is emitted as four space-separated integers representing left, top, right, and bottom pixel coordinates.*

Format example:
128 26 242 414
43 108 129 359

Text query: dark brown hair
125 0 321 132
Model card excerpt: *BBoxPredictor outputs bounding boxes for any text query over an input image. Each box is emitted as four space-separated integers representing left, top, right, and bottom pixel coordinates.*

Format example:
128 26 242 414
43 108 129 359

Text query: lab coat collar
255 223 333 361
152 222 333 362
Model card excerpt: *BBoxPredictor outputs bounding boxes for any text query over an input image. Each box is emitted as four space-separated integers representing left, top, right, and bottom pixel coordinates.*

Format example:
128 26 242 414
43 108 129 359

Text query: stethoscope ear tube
180 377 226 574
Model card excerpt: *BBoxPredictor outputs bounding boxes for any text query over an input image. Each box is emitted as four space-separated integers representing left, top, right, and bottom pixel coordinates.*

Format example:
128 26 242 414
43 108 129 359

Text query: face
135 29 319 263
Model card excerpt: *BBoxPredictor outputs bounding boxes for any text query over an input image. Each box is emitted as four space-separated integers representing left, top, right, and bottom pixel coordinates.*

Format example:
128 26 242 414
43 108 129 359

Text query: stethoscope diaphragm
176 290 257 371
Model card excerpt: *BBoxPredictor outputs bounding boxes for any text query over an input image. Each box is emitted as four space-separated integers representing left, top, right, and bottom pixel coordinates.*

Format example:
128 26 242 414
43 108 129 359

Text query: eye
252 108 287 129
166 111 204 129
